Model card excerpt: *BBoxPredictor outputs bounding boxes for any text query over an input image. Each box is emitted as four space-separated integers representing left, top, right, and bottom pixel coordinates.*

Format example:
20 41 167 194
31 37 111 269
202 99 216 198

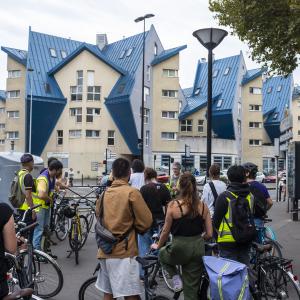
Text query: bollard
81 174 83 186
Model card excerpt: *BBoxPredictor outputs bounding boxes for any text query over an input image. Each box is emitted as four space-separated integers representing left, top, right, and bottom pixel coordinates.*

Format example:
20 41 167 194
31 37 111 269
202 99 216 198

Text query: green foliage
209 0 300 74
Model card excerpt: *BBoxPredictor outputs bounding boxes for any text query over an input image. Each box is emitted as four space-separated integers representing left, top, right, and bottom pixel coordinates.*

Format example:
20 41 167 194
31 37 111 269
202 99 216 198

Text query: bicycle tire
78 276 102 300
74 235 79 265
18 249 63 298
153 296 170 300
87 213 96 233
264 238 282 258
55 213 69 241
69 215 88 251
161 267 175 292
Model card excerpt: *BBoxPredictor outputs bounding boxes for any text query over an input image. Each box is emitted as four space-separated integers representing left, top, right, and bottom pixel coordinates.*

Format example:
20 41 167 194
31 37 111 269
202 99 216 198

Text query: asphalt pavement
46 186 299 300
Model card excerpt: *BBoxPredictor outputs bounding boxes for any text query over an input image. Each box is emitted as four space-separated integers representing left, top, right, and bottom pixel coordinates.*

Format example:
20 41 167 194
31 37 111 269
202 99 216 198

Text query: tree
209 0 300 75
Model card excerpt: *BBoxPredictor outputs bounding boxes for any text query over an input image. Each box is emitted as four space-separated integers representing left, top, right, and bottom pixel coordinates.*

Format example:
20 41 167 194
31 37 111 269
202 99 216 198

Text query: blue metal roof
0 90 5 101
1 47 27 66
151 45 187 66
242 68 264 85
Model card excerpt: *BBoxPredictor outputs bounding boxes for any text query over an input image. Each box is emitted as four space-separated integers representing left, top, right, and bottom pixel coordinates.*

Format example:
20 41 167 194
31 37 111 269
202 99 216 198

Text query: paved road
46 187 299 300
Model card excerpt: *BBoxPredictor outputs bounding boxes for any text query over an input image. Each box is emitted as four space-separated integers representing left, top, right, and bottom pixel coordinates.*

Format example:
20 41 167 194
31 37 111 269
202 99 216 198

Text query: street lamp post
135 13 155 162
27 67 34 153
193 28 228 177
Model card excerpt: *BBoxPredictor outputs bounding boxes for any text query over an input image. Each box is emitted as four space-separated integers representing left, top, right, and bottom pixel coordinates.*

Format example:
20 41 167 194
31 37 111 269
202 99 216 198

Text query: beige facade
0 57 26 152
291 96 300 142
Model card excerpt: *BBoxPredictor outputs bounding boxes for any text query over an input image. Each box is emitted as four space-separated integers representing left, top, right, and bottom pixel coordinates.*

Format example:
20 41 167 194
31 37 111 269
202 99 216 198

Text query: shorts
95 257 142 298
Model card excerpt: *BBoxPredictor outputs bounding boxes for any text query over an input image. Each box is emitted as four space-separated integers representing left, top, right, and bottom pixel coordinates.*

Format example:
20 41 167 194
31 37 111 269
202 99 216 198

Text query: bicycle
251 242 300 299
12 206 64 298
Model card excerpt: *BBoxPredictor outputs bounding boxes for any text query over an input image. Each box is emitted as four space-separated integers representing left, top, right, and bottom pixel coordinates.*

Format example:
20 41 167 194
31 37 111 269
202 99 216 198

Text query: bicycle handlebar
17 222 38 235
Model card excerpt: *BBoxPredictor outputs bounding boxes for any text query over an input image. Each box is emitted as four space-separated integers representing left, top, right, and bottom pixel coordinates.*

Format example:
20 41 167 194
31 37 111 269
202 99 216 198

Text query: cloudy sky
0 0 299 90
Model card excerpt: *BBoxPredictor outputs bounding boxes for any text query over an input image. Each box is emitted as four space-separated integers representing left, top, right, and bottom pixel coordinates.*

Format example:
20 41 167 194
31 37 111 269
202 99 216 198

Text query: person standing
68 168 74 187
152 173 213 299
129 159 145 190
202 164 227 218
95 158 152 300
169 162 181 198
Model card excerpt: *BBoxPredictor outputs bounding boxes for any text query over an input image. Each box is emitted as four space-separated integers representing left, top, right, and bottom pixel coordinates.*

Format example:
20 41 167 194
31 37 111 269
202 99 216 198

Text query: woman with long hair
152 172 213 300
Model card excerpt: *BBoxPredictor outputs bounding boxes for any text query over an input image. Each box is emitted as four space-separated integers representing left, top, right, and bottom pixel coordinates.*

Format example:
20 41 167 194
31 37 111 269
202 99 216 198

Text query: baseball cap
20 153 34 164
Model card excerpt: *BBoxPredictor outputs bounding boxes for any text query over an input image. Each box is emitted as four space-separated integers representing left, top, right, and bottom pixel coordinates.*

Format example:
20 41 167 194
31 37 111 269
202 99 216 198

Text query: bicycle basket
63 206 76 218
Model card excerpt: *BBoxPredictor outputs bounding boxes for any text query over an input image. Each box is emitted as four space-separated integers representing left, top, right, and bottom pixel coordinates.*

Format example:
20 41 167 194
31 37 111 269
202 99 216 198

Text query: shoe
172 275 183 292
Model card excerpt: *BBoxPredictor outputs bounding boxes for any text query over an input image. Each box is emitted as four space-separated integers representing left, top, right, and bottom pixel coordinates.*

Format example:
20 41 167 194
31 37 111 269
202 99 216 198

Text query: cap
20 153 34 164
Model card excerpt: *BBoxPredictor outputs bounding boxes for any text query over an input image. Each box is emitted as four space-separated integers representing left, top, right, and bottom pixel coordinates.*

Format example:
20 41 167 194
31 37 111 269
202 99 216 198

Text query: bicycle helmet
242 162 258 179
63 206 76 218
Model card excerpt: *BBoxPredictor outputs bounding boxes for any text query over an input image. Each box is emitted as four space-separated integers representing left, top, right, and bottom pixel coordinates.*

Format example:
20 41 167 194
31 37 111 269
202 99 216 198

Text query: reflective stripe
238 274 248 300
218 262 230 300
32 176 51 210
18 170 29 210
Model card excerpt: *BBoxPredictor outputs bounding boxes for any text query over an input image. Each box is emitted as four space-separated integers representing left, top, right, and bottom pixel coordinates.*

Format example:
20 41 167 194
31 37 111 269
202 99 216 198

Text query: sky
0 0 299 90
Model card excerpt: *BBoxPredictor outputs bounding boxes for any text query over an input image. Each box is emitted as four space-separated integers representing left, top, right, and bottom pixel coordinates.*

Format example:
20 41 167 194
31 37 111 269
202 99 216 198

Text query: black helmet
242 162 258 178
63 206 76 218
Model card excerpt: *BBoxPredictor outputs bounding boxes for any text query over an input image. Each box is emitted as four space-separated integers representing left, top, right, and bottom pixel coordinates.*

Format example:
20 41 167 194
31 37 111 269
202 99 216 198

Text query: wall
292 96 300 141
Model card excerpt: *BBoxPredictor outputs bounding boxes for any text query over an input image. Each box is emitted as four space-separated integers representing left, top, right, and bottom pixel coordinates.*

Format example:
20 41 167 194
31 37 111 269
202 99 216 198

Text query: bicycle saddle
252 242 272 253
3 288 33 300
136 255 158 269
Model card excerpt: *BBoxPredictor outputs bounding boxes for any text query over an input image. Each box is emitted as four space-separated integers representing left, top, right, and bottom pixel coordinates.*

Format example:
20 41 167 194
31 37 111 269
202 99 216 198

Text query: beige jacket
96 179 152 259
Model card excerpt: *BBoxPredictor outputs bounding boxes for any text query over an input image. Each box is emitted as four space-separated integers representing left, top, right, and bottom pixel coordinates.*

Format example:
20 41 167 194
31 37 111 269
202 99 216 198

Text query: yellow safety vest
217 192 254 243
32 175 54 210
18 169 30 211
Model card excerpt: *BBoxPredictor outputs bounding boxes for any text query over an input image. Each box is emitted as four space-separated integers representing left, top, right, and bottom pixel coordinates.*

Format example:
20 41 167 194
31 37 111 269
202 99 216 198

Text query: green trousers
159 235 205 300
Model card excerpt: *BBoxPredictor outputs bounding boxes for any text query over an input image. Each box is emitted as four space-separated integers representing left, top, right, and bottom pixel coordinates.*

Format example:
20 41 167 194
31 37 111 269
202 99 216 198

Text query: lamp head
193 28 228 50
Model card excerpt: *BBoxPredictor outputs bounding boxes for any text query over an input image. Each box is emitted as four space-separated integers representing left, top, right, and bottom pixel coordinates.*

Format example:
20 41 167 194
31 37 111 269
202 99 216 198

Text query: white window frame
7 90 20 99
119 50 126 59
70 86 83 101
212 70 219 77
249 87 262 95
194 88 201 95
69 130 82 138
0 108 5 114
87 86 101 101
273 113 278 120
238 102 242 115
198 119 204 133
249 104 262 111
146 66 151 81
77 70 83 86
87 70 95 86
162 90 178 98
154 43 158 56
107 130 115 146
57 130 63 145
224 67 230 75
249 122 262 128
70 108 82 123
277 85 282 92
86 108 100 123
180 119 193 132
216 99 223 108
0 123 5 130
145 130 150 146
8 70 21 78
126 48 134 57
140 108 150 124
6 131 19 139
86 130 100 138
161 132 177 140
267 86 272 93
61 50 67 59
249 139 262 146
7 111 19 118
50 48 57 57
161 111 177 119
144 87 150 102
0 139 5 145
163 69 178 78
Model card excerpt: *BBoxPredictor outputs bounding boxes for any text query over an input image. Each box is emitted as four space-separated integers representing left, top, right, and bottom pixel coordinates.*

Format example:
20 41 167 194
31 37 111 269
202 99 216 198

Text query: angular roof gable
242 68 264 85
1 46 27 66
151 45 187 66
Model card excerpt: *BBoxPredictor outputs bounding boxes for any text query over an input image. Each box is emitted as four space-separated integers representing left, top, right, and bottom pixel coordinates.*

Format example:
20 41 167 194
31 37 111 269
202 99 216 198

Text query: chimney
96 34 108 50
200 58 206 63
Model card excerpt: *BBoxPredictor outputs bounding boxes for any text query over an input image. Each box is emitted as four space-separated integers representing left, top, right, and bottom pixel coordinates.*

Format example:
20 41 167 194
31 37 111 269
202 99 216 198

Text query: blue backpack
203 256 250 300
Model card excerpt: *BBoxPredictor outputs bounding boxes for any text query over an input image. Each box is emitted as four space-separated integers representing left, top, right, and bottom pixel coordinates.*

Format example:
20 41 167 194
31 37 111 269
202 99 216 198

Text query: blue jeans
33 208 50 250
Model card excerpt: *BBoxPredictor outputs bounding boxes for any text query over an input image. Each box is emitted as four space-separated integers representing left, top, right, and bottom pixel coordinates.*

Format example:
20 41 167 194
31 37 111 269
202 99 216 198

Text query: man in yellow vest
168 162 181 198
32 160 63 250
18 153 36 222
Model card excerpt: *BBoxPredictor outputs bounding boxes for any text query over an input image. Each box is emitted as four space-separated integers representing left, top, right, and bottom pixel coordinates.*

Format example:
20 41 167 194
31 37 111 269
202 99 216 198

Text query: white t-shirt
129 172 145 190
202 180 227 217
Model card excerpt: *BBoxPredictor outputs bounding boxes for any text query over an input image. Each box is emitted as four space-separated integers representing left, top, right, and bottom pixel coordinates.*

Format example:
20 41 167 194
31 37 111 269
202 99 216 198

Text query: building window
50 48 57 57
7 111 19 118
87 70 94 86
161 132 177 140
224 67 230 75
249 122 262 128
145 130 150 146
69 108 82 122
273 113 278 120
277 85 282 92
144 87 150 102
249 87 262 94
162 90 178 98
126 48 134 57
249 139 262 146
0 123 5 130
216 99 223 108
57 130 63 145
161 111 177 119
86 130 100 138
86 108 100 123
154 43 158 56
7 131 19 139
179 101 182 112
194 88 201 95
161 155 171 167
212 70 219 77
181 155 195 172
238 102 242 115
223 156 232 169
61 50 67 59
107 130 115 145
7 90 20 99
249 104 262 111
70 86 83 101
0 139 4 145
119 50 126 59
267 86 272 93
198 120 204 132
163 69 178 77
140 108 150 124
213 156 222 167
200 155 207 171
87 86 101 101
146 66 151 81
69 130 81 138
0 108 5 114
238 120 241 134
8 70 21 78
77 70 83 86
180 119 193 132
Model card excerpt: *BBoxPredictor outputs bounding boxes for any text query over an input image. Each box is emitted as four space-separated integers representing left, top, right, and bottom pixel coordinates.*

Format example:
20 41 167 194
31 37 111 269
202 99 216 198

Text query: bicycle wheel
153 296 170 300
78 215 89 249
78 276 104 300
55 213 69 241
264 238 282 258
18 249 63 298
87 212 96 233
161 267 175 292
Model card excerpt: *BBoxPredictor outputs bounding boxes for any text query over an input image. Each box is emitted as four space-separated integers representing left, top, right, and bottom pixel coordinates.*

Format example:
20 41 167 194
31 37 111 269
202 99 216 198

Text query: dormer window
50 48 57 58
213 70 219 78
61 50 67 59
126 48 134 57
194 88 201 95
154 43 158 56
267 86 272 93
277 85 282 92
224 67 230 75
216 99 223 108
273 113 278 120
119 50 126 59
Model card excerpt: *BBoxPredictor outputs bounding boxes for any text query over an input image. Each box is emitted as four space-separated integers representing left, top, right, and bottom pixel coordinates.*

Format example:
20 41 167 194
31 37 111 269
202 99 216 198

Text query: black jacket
213 182 251 250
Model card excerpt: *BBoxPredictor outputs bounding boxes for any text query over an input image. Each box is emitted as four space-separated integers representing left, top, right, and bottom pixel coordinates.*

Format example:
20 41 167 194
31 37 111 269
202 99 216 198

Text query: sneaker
172 275 183 292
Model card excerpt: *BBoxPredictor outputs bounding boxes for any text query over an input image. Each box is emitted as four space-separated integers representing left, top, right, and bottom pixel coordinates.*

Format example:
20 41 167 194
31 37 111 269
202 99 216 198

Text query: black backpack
249 184 268 218
224 192 257 244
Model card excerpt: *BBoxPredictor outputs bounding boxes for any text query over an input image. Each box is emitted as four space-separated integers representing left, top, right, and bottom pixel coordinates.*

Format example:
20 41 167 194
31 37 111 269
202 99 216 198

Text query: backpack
209 181 219 207
249 184 268 218
8 171 26 208
224 192 257 244
203 256 250 300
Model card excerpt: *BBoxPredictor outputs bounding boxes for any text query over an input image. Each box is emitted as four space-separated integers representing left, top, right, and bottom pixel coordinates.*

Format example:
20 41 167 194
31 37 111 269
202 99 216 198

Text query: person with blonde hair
152 173 213 299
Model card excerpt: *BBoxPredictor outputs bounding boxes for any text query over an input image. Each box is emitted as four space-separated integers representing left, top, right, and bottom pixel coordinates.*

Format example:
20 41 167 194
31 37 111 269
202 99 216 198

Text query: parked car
195 170 207 185
256 171 265 183
157 171 169 184
263 174 276 183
